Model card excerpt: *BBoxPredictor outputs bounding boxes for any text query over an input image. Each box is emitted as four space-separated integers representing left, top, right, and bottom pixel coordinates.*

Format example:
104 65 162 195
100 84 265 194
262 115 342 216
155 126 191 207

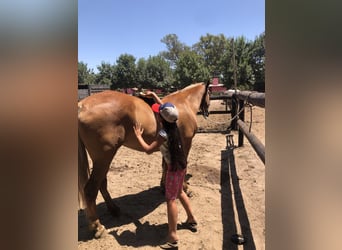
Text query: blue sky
78 0 265 72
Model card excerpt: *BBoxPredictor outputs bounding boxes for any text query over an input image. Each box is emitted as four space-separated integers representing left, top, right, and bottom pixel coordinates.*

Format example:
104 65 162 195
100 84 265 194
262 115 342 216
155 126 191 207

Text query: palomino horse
78 82 210 238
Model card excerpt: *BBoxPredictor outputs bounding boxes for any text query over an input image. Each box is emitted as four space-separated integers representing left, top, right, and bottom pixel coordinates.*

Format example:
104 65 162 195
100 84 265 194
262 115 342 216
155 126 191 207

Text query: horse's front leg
182 168 193 197
160 158 167 194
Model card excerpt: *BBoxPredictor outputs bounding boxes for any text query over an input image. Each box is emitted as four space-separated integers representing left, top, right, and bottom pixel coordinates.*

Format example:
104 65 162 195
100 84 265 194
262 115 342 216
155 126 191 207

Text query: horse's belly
123 131 157 149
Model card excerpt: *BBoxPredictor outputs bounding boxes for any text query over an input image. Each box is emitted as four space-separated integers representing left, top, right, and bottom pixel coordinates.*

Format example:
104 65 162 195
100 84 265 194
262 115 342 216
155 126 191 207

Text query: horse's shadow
78 186 166 245
110 220 168 247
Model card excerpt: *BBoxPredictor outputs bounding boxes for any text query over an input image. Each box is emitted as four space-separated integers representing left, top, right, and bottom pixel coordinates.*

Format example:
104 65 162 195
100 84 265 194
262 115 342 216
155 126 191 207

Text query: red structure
209 77 226 94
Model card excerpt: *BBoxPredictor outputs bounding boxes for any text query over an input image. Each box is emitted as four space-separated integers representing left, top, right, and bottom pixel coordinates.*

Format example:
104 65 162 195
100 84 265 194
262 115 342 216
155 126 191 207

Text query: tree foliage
96 62 114 85
174 50 210 89
145 55 173 89
250 32 265 91
112 54 137 89
78 32 265 92
193 33 229 77
160 34 190 68
234 36 254 89
78 61 95 84
136 56 174 91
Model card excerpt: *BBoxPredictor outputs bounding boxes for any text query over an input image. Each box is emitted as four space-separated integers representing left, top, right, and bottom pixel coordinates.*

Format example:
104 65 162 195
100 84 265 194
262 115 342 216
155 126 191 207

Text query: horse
78 81 210 238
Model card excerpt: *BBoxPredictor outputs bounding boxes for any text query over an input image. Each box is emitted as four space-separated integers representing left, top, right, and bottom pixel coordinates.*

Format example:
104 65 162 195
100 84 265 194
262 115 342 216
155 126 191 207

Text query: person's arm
133 122 164 154
140 90 163 104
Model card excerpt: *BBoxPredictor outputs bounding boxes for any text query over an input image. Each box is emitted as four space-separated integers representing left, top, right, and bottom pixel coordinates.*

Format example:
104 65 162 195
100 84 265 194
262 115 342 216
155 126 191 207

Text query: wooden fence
199 91 265 164
230 91 265 164
78 84 110 100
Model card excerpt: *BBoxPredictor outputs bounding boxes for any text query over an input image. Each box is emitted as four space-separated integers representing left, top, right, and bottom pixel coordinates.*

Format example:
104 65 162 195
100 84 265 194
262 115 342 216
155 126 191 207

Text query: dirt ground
78 100 265 250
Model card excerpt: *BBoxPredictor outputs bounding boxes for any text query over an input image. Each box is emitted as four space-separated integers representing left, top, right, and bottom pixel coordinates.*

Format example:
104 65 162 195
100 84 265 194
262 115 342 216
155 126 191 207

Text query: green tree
144 55 173 90
160 34 190 68
136 56 174 91
136 58 147 88
95 61 115 85
221 37 256 90
192 33 229 77
174 50 210 89
250 32 265 91
113 54 137 89
234 36 254 89
79 32 265 92
78 61 95 84
220 38 234 87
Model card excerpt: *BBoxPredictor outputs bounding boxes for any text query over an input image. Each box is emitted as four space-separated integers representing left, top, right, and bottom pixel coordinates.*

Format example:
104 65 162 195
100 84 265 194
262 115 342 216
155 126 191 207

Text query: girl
133 95 197 249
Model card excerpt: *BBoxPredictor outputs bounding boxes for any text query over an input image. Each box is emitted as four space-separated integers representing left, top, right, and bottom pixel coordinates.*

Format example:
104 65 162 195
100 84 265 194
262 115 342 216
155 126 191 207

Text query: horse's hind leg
84 177 106 238
100 177 120 216
84 159 112 238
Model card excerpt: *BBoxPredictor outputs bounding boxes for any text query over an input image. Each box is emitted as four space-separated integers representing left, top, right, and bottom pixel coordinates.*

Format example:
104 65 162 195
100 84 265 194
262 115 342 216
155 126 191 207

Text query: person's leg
163 168 190 244
179 190 197 224
166 199 179 243
164 168 181 244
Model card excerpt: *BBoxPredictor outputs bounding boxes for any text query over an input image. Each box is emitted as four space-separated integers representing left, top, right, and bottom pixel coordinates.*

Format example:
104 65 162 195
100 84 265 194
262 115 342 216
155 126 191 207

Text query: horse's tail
78 132 90 209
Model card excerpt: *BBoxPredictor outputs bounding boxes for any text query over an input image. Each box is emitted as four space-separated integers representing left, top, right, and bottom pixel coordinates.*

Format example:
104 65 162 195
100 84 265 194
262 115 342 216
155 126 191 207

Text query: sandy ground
78 100 265 250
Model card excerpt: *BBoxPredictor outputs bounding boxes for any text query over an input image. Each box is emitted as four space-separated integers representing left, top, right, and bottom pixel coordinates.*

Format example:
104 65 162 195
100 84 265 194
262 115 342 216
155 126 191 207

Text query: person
133 92 198 249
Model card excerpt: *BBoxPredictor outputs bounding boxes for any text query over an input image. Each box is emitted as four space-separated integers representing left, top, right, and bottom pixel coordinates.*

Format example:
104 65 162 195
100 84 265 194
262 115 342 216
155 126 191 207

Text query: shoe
160 241 178 249
180 221 198 232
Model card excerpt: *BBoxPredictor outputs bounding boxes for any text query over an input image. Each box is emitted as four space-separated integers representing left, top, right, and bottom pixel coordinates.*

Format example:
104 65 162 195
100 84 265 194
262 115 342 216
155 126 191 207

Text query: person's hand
133 122 144 137
140 90 155 98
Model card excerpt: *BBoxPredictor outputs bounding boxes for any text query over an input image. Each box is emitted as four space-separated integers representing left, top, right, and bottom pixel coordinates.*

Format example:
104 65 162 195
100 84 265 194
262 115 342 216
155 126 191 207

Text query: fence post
231 94 238 130
87 84 91 96
238 99 245 147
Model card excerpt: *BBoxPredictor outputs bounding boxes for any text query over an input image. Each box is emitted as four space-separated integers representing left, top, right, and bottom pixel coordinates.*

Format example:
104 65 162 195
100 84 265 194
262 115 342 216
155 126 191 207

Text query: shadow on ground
221 147 256 250
78 186 165 245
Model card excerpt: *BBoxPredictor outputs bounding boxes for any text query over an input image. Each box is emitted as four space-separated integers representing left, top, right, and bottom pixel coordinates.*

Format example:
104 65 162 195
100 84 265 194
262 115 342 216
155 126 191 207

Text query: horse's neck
183 85 204 113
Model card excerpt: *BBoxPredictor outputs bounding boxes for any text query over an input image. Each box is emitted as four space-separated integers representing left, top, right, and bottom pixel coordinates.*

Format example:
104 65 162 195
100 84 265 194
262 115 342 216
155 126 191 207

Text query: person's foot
179 220 198 232
160 241 178 249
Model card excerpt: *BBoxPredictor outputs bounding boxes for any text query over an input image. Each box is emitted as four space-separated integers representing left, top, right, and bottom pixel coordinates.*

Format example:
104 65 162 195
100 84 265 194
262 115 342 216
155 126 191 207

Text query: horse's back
78 91 158 154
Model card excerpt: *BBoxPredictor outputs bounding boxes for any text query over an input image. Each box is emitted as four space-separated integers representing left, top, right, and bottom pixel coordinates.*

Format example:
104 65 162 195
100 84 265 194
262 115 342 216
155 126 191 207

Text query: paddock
78 99 265 250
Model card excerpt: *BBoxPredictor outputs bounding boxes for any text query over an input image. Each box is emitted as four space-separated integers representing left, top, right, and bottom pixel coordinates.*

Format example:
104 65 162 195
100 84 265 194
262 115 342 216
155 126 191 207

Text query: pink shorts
165 166 186 200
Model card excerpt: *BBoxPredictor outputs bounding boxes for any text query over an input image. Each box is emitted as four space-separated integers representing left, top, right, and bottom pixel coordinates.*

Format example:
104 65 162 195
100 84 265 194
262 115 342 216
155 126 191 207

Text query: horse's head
200 81 210 119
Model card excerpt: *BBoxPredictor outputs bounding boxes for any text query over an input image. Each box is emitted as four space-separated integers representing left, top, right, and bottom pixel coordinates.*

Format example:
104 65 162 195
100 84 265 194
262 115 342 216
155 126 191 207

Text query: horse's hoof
89 219 107 239
94 224 107 239
186 189 193 198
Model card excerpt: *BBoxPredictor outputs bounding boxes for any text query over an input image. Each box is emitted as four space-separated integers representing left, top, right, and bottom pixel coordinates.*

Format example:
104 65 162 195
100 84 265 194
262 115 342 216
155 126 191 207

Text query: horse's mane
136 82 206 102
181 82 204 91
168 82 204 96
